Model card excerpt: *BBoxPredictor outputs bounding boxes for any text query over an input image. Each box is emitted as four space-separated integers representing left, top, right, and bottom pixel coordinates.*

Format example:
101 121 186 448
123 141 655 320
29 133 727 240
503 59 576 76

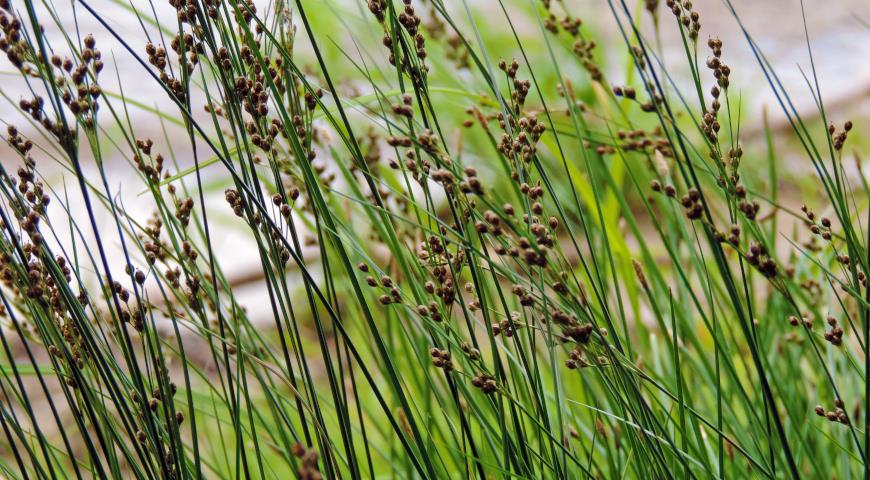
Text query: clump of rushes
0 0 869 478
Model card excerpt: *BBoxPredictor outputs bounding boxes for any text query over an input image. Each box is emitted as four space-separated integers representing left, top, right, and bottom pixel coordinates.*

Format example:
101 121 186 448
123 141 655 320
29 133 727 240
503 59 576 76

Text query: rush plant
0 0 867 478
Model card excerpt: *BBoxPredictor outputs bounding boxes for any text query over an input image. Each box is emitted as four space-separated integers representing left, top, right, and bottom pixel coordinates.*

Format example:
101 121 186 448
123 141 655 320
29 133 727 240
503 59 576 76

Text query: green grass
0 0 867 478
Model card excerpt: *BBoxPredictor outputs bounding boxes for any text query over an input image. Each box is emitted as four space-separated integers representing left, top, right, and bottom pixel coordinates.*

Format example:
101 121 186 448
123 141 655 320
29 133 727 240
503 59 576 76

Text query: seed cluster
497 110 546 162
471 373 497 394
746 242 777 278
291 443 323 480
823 316 844 346
429 347 454 373
372 0 428 87
666 0 701 39
829 121 853 151
0 0 35 74
679 188 703 220
698 38 729 145
815 398 850 425
133 139 167 184
538 3 602 81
